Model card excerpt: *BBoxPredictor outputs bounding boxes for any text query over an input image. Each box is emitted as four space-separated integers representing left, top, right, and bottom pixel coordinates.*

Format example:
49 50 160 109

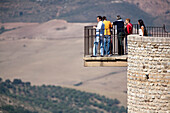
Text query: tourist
125 18 133 35
103 16 112 56
92 16 105 57
138 19 148 36
113 15 125 55
125 18 133 53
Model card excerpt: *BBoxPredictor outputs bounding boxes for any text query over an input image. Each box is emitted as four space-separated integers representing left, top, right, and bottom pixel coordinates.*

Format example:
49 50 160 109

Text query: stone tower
127 35 170 113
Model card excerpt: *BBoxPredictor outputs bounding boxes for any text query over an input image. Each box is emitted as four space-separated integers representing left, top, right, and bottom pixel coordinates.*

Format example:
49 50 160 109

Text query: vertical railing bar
159 27 161 37
84 27 86 57
99 30 100 56
153 27 154 36
87 28 89 55
162 26 163 37
124 36 126 55
114 25 115 55
157 27 158 37
110 30 112 55
136 24 137 34
103 32 104 56
91 28 93 56
137 24 139 34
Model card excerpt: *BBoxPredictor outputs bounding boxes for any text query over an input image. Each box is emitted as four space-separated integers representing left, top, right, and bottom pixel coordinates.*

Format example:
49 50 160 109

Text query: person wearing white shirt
138 19 148 36
92 16 105 57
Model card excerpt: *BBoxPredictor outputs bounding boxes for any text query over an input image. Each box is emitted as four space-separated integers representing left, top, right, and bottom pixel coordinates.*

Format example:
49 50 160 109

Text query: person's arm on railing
93 25 97 29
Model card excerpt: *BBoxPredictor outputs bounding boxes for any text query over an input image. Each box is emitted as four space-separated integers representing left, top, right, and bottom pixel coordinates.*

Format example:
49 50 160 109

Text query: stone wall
127 35 170 113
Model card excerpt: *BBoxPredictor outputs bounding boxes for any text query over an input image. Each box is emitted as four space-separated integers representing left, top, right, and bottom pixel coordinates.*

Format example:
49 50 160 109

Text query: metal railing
84 24 170 57
132 24 170 37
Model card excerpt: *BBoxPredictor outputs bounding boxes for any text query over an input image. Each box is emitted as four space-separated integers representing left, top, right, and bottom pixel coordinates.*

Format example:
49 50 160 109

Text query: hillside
0 0 169 31
125 0 170 16
0 20 127 107
0 78 127 113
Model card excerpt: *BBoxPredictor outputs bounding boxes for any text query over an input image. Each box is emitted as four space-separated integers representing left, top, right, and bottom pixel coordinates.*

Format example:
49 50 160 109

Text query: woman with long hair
138 19 148 36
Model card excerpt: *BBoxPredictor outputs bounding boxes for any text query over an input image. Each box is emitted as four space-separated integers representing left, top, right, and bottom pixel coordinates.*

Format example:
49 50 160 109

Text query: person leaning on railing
138 19 148 36
103 16 112 56
92 16 105 57
125 18 133 53
113 15 125 55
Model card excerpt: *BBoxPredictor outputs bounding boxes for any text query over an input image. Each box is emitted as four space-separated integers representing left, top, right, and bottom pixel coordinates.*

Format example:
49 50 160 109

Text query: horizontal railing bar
84 24 170 57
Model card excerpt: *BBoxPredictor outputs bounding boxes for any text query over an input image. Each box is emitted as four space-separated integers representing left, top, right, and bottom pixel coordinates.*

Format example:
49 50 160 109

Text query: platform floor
83 55 128 67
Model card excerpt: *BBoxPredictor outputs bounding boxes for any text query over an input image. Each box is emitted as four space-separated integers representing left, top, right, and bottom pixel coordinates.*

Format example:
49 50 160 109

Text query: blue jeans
93 36 104 56
104 35 111 55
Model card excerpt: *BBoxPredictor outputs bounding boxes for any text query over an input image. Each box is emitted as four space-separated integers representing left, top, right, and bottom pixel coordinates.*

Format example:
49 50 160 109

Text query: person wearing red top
125 18 133 54
125 18 133 35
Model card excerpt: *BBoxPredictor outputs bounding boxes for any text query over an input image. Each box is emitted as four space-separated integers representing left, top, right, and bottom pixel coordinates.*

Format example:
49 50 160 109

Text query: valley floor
0 20 127 106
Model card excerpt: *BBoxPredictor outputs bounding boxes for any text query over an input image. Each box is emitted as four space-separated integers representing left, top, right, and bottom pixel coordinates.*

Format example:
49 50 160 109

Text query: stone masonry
127 35 170 113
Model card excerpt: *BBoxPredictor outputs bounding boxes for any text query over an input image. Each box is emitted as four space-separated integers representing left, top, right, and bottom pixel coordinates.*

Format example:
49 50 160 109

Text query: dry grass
0 19 127 106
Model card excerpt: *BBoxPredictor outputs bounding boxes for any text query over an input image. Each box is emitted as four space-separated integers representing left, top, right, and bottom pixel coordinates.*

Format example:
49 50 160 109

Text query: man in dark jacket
113 15 125 55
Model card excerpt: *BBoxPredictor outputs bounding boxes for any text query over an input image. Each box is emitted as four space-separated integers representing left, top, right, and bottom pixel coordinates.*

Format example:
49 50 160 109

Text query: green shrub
0 78 127 113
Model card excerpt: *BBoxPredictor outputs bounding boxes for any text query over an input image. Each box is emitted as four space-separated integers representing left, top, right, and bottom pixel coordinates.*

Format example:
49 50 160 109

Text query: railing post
163 24 165 31
137 24 139 34
84 26 86 57
91 28 93 56
124 36 125 55
157 27 158 37
87 29 89 55
152 27 154 37
162 26 164 37
98 30 100 56
110 29 113 55
113 25 115 55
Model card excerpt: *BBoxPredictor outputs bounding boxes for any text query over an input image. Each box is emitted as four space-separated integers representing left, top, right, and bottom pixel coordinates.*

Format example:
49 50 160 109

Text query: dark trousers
110 37 113 54
118 32 124 55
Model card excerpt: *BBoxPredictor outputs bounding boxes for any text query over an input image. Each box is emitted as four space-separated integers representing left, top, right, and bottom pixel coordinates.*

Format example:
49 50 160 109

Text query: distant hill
0 0 169 31
0 78 127 113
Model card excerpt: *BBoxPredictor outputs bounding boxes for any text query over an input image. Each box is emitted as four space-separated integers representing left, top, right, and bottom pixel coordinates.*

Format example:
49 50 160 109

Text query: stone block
127 35 170 113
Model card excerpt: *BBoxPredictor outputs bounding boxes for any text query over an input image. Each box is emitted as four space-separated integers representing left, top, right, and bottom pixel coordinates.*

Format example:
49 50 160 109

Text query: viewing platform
84 55 127 67
83 24 169 67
